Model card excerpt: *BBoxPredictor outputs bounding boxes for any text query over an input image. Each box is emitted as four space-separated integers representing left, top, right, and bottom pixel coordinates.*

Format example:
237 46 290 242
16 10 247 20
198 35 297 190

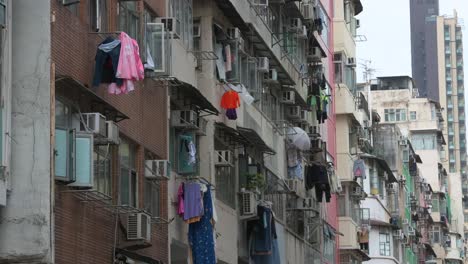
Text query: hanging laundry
183 182 204 222
226 108 237 120
239 84 255 105
353 159 366 179
215 44 226 80
221 90 241 109
225 44 232 72
188 187 216 264
248 205 280 263
188 141 197 165
92 37 123 87
116 32 144 81
177 183 185 216
305 165 331 203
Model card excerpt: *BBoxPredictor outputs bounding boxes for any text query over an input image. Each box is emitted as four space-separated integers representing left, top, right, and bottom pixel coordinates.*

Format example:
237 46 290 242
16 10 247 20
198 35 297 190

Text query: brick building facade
52 1 169 263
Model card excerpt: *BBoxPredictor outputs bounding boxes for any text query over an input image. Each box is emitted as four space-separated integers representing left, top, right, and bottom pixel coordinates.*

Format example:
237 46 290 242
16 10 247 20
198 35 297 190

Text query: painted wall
0 0 52 262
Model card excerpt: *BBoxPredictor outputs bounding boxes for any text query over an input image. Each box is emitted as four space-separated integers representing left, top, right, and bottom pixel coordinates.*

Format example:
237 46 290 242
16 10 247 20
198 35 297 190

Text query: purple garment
226 108 237 120
183 182 203 221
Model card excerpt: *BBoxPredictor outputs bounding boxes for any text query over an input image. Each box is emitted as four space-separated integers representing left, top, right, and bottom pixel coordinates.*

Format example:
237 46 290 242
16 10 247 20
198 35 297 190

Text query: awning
340 248 371 261
115 248 162 264
55 75 128 122
171 82 219 115
360 154 397 183
353 0 363 15
215 122 249 147
423 243 437 258
237 126 276 155
370 219 393 227
414 154 423 163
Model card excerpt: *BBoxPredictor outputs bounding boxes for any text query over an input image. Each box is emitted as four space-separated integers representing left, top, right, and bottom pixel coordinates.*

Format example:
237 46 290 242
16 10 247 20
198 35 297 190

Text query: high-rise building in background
409 0 440 101
411 0 468 246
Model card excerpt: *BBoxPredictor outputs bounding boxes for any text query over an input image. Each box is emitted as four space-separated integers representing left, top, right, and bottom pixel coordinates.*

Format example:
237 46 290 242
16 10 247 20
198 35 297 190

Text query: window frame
379 232 391 256
93 145 112 196
118 1 140 42
89 0 108 32
410 111 417 121
144 179 160 217
119 138 138 208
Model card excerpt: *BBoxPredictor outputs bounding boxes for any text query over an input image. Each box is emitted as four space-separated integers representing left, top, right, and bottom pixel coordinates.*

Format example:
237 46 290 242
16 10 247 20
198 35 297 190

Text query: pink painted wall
318 0 339 263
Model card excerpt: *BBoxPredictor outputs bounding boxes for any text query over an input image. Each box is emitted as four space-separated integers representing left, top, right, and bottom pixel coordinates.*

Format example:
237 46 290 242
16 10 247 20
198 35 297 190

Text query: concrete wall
0 0 52 263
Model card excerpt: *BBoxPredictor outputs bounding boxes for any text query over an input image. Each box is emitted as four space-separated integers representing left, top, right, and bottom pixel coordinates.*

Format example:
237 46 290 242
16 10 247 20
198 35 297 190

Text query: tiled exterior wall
52 0 168 263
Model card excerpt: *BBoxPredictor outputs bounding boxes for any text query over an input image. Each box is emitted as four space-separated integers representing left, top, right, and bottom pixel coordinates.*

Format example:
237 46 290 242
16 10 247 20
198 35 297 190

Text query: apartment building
411 0 467 243
370 75 465 264
332 0 370 263
0 0 343 263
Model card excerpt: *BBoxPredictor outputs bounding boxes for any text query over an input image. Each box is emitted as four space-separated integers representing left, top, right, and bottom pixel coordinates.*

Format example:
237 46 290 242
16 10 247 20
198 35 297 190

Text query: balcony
457 74 464 81
336 86 358 118
448 102 454 109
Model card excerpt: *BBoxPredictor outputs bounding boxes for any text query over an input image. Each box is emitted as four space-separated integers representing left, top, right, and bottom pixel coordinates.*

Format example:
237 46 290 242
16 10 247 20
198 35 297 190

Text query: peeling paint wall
0 0 52 263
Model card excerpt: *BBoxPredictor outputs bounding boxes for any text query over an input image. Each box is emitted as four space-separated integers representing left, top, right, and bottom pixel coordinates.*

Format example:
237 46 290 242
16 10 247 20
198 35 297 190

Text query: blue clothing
92 37 123 87
188 187 216 264
251 237 280 264
287 163 303 180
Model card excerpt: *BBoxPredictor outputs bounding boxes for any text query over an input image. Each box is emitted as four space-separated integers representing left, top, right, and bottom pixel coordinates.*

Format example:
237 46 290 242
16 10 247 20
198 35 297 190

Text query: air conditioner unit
393 229 402 237
227 27 241 39
290 18 302 32
298 26 308 39
145 160 170 180
300 110 308 121
308 125 320 136
286 106 301 119
302 4 315 20
156 17 180 39
195 117 208 136
347 57 356 67
307 47 322 62
424 194 431 201
399 139 408 146
402 219 409 225
264 68 278 82
311 138 322 150
240 191 257 218
286 179 299 193
253 0 268 7
171 110 198 128
127 213 151 242
215 150 234 167
408 227 416 236
238 36 246 53
351 186 362 196
193 23 201 38
280 91 295 104
257 57 269 72
80 113 107 138
105 121 120 145
387 183 396 192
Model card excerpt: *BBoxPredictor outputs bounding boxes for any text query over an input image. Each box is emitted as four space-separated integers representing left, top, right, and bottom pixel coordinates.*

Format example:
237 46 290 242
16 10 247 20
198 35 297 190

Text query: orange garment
221 90 241 109
185 217 202 224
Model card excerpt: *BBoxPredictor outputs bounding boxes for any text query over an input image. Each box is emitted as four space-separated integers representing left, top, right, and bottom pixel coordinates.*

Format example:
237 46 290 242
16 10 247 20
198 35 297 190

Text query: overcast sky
356 0 468 82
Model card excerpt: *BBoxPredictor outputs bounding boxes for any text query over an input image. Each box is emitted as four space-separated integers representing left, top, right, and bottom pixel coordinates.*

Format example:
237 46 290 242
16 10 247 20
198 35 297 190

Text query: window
432 197 439 212
379 233 391 256
144 179 160 217
395 109 406 121
384 108 406 122
384 109 395 122
119 139 138 207
94 145 111 196
411 134 436 150
410 111 417 120
430 225 441 243
214 139 235 208
63 0 80 16
89 0 108 32
171 0 193 49
119 2 140 41
54 99 94 186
